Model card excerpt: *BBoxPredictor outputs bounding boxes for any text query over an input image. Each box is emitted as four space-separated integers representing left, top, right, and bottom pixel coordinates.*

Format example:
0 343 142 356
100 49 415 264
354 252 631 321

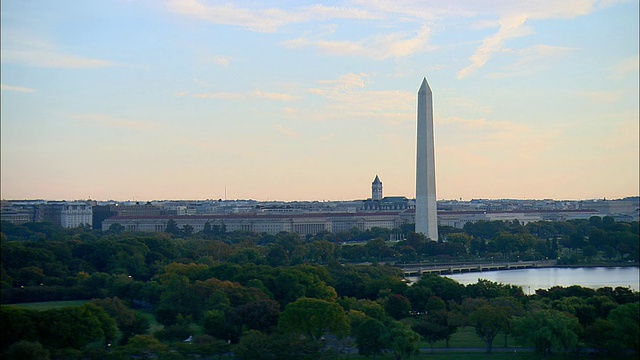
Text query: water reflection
439 267 639 292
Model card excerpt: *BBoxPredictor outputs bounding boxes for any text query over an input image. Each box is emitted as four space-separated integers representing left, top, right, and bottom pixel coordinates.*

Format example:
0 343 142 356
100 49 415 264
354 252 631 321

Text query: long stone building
102 211 413 234
101 208 600 235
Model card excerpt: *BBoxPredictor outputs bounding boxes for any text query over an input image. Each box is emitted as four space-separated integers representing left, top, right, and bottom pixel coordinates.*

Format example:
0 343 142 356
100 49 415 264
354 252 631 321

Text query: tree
234 330 322 360
467 303 511 353
6 341 50 360
511 309 581 356
266 244 289 267
182 224 194 237
414 274 465 303
385 294 412 320
382 320 421 360
230 330 271 360
412 309 458 350
229 299 280 334
402 284 433 314
91 297 149 345
37 304 116 350
365 238 391 261
354 318 386 359
466 279 523 299
0 307 39 350
165 219 181 237
582 318 615 351
118 335 168 359
106 223 125 234
278 297 350 340
203 310 235 342
607 302 639 354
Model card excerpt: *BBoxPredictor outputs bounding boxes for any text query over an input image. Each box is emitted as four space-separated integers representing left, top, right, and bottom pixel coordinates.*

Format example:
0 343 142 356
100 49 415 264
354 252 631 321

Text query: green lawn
3 300 89 310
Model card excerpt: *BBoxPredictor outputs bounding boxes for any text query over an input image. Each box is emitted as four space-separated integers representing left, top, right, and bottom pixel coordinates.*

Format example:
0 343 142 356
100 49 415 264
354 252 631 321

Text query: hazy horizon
2 195 638 203
2 1 638 202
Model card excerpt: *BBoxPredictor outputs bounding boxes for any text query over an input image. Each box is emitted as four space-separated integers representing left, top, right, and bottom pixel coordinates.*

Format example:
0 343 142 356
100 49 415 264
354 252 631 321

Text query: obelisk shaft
415 78 438 241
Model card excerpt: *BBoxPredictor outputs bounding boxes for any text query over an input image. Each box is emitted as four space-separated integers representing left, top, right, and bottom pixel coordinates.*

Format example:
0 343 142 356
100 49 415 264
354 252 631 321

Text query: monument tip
419 77 431 93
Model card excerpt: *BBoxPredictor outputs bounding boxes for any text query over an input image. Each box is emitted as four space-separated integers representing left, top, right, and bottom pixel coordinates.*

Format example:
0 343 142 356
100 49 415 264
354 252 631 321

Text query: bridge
398 260 557 277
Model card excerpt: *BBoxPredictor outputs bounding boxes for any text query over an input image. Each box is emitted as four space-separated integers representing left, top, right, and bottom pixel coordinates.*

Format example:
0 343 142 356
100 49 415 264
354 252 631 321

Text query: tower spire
372 175 383 201
415 77 438 241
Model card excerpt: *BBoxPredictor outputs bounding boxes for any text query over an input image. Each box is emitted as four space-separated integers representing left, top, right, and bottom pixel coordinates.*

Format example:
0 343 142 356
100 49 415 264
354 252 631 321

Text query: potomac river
443 266 640 293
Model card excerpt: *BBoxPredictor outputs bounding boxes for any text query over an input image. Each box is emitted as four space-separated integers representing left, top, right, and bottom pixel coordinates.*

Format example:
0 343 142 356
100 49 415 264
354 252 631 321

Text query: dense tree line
1 218 638 359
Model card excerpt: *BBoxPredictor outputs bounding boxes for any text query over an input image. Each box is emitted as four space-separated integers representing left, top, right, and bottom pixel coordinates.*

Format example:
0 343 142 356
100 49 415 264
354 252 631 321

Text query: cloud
319 133 337 141
68 114 154 130
318 73 368 90
273 124 300 139
166 0 378 33
487 44 577 78
1 84 36 93
457 16 531 79
192 92 245 100
1 31 120 69
455 0 601 78
295 73 414 123
205 55 232 67
5 51 119 68
253 91 298 101
283 25 432 60
190 90 298 101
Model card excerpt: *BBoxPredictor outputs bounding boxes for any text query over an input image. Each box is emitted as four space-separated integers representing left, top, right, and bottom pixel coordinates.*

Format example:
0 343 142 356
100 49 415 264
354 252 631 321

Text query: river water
439 267 639 293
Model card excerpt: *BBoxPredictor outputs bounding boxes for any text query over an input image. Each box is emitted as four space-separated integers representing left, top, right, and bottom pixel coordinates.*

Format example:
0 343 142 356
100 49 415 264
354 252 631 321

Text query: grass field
3 300 90 310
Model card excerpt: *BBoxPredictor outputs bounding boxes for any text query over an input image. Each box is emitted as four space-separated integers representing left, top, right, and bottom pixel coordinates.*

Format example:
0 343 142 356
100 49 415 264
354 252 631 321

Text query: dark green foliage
511 309 581 356
91 297 149 344
154 323 191 342
467 303 510 353
353 318 386 357
412 309 454 347
229 298 280 333
234 330 323 360
382 320 421 359
1 304 116 353
1 217 638 358
174 334 230 358
466 278 525 299
37 303 116 350
384 293 411 320
6 341 50 360
117 335 169 359
0 307 39 350
278 297 350 340
607 302 640 354
412 273 466 303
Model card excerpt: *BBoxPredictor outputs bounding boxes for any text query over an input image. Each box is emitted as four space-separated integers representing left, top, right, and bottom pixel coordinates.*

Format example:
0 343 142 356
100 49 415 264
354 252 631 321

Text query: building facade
102 211 413 235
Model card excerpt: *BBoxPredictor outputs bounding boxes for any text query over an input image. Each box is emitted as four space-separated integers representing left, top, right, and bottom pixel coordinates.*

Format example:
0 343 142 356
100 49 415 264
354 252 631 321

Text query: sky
1 0 638 202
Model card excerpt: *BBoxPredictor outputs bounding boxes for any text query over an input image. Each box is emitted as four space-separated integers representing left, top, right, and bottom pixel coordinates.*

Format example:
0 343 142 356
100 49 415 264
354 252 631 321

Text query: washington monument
415 78 438 241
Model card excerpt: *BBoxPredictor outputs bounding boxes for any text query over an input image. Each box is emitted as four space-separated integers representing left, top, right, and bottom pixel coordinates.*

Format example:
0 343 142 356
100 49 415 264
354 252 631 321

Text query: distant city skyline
1 1 638 202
